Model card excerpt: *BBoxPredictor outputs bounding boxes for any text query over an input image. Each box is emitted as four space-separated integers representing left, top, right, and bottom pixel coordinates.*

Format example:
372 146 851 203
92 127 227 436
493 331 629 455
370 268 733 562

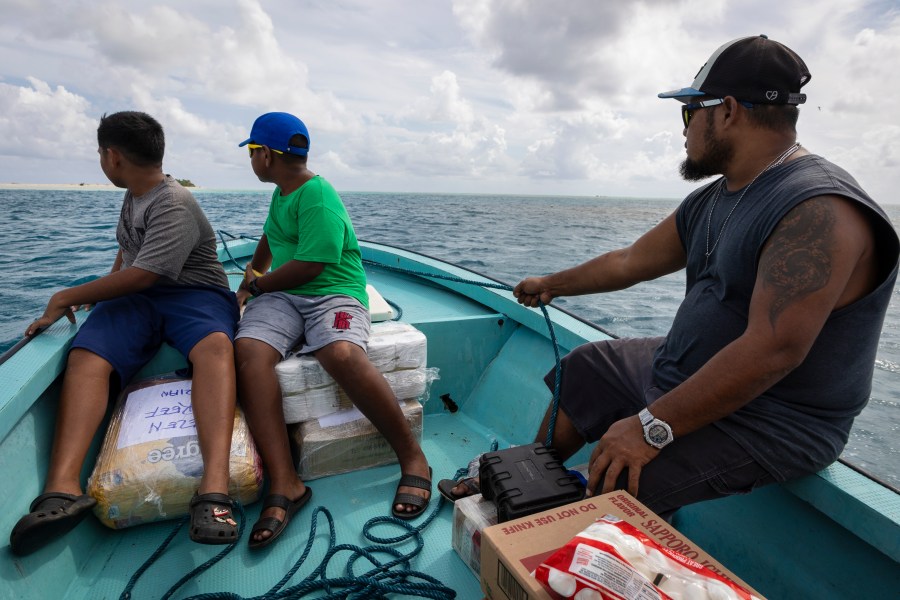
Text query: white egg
547 566 578 597
575 588 603 600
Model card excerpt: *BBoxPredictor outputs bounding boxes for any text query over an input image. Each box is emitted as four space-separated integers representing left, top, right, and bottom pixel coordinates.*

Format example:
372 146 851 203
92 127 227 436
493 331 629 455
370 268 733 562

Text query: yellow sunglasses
246 143 284 157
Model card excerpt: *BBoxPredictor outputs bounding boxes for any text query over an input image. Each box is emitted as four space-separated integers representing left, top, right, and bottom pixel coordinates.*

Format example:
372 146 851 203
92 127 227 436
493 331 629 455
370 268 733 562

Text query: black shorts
545 338 775 519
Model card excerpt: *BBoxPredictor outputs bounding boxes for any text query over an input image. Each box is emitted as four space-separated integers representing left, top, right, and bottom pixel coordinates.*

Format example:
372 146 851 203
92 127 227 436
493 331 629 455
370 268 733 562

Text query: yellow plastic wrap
87 376 263 529
290 399 423 480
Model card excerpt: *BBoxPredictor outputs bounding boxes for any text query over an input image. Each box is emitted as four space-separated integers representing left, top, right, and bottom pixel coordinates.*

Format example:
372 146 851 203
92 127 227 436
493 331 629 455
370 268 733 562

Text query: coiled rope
122 500 455 599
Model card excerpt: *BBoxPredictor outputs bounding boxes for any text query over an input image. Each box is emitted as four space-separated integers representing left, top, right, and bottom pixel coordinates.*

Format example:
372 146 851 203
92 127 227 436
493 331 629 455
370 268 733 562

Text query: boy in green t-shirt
234 112 432 549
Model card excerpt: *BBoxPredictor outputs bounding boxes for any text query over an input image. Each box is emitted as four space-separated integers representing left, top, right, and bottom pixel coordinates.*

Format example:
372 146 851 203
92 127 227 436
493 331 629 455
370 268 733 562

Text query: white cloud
0 0 896 199
0 77 95 159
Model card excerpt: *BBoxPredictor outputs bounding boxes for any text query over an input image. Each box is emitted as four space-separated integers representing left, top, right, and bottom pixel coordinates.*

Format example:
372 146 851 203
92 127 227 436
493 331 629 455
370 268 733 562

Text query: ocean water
1 189 897 488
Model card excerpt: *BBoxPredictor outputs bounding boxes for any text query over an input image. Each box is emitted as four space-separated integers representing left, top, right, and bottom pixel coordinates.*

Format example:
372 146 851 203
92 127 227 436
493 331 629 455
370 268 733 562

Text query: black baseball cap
658 34 811 105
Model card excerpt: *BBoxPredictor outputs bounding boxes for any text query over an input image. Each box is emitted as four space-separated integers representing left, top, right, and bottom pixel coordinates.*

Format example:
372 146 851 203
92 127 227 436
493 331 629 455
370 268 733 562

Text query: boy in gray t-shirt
9 112 241 556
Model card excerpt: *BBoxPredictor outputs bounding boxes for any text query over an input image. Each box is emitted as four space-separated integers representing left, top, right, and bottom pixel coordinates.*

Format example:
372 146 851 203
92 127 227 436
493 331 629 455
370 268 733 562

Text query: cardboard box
480 491 762 600
290 399 423 480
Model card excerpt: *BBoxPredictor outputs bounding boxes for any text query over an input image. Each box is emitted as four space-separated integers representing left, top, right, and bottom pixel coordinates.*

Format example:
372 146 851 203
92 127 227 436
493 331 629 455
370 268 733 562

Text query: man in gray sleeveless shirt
446 36 899 519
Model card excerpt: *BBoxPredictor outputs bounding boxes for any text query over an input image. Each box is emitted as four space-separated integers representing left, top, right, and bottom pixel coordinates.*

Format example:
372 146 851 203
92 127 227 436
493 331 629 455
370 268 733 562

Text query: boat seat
367 284 394 322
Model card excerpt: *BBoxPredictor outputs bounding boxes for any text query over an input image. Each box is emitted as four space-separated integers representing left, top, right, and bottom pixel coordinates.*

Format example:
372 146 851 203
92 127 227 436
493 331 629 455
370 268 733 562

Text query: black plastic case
479 442 585 522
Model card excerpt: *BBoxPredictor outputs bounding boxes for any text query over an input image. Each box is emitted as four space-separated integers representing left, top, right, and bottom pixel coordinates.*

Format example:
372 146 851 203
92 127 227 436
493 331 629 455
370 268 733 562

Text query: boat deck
51 412 494 599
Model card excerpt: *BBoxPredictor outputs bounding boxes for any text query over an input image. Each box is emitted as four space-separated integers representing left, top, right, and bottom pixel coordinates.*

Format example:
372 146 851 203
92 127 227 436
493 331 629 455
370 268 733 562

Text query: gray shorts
546 337 774 520
236 292 370 357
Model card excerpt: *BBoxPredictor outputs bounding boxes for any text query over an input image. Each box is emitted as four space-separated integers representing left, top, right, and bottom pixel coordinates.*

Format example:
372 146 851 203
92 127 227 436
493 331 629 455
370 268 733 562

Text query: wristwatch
638 408 674 449
243 277 264 297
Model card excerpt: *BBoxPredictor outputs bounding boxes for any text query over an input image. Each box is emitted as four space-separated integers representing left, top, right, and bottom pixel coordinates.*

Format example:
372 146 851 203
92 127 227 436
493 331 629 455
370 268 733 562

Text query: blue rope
360 259 563 446
216 231 259 271
120 501 247 600
123 501 455 599
119 516 188 600
384 297 403 321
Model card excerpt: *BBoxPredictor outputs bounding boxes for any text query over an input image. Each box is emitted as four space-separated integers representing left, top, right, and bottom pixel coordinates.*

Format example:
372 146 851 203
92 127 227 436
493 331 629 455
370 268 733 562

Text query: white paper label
117 380 196 449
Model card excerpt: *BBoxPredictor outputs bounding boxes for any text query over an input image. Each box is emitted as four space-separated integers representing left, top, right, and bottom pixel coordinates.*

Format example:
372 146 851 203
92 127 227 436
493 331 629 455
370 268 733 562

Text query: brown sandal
437 477 480 503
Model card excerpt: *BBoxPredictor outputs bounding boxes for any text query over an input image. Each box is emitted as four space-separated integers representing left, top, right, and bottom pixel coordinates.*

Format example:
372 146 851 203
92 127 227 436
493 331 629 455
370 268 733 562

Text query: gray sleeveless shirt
652 155 898 481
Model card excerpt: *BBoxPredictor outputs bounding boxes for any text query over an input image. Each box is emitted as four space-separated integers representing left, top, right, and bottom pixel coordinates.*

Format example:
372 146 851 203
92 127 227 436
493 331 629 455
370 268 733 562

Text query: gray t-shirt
116 175 228 288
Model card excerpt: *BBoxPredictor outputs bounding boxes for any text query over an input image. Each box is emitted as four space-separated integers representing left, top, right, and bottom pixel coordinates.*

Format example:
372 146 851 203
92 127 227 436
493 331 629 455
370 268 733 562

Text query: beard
679 118 734 181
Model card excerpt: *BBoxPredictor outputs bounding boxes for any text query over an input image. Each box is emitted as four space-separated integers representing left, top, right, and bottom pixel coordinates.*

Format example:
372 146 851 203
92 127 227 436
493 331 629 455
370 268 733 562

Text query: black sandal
437 476 480 503
189 493 238 545
391 467 432 520
9 492 97 556
248 488 312 550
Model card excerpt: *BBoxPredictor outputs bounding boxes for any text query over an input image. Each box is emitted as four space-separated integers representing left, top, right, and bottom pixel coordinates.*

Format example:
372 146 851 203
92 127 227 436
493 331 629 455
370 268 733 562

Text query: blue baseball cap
238 112 310 156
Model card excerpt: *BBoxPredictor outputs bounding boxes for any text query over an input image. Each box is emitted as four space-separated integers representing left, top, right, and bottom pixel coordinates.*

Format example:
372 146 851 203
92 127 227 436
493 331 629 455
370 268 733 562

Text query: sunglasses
681 98 755 128
246 143 284 157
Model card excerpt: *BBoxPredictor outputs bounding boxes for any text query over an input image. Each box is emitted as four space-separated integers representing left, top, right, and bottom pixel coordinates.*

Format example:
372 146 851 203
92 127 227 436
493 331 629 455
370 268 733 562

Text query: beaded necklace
704 142 801 266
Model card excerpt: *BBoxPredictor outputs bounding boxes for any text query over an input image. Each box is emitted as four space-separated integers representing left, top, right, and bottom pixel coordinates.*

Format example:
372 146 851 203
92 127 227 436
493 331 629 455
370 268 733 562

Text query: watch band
638 408 674 449
245 278 264 297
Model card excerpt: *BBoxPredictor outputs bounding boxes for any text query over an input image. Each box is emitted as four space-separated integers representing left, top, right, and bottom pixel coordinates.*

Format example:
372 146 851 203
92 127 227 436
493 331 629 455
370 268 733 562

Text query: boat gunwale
0 238 897 567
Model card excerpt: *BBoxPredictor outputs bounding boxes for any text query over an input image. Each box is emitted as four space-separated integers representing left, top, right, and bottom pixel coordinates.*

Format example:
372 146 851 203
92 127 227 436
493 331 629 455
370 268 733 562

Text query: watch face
648 423 669 445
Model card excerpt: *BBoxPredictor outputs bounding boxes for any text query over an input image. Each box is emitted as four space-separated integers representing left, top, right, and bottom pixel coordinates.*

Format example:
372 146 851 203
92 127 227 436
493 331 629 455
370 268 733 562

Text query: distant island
1 178 199 190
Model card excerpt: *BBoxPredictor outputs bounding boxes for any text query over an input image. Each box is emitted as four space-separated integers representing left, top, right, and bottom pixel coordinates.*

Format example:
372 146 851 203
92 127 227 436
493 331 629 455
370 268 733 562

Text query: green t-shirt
263 176 368 308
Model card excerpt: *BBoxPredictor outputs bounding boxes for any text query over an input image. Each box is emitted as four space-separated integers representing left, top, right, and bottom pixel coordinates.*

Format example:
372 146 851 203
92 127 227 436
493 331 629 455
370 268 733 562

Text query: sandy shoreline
0 183 212 191
0 183 121 191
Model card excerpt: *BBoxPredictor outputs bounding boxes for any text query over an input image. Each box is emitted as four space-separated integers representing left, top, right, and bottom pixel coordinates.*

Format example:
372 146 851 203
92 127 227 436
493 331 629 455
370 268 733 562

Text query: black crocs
189 492 238 545
9 492 97 556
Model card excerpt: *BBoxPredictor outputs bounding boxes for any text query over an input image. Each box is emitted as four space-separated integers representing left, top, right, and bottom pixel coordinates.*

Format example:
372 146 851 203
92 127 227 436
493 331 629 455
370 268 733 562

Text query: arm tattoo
759 198 836 327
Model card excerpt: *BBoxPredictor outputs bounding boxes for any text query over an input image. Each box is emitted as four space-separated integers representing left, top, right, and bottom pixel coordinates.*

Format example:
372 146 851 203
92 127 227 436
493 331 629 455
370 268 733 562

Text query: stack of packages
278 321 437 480
88 377 263 529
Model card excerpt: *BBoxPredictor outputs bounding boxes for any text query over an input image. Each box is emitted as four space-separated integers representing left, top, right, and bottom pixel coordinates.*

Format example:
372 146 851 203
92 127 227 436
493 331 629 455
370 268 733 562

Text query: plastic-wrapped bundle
281 366 436 424
87 377 263 529
290 400 423 480
534 515 760 600
276 354 335 392
275 321 427 396
452 493 498 578
367 321 428 370
282 385 346 424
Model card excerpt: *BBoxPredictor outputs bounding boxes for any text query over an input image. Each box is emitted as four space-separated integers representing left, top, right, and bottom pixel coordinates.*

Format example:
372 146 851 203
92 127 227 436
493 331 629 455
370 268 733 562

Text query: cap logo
766 91 779 101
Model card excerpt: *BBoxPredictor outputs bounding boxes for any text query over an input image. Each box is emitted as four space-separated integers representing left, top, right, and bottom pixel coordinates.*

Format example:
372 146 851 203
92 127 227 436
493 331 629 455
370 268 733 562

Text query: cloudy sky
1 0 898 200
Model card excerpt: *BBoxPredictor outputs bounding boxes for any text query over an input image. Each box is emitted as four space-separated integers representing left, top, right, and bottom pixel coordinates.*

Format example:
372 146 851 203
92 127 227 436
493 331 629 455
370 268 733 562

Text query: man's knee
234 337 280 373
190 332 234 364
67 348 114 376
315 340 364 371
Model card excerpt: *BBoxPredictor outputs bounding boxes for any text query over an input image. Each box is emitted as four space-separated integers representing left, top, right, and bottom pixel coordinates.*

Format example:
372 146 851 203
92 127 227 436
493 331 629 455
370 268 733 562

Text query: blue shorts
71 284 239 384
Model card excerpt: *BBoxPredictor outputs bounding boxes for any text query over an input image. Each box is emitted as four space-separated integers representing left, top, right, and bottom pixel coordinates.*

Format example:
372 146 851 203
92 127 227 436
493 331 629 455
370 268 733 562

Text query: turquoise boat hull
0 238 897 599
